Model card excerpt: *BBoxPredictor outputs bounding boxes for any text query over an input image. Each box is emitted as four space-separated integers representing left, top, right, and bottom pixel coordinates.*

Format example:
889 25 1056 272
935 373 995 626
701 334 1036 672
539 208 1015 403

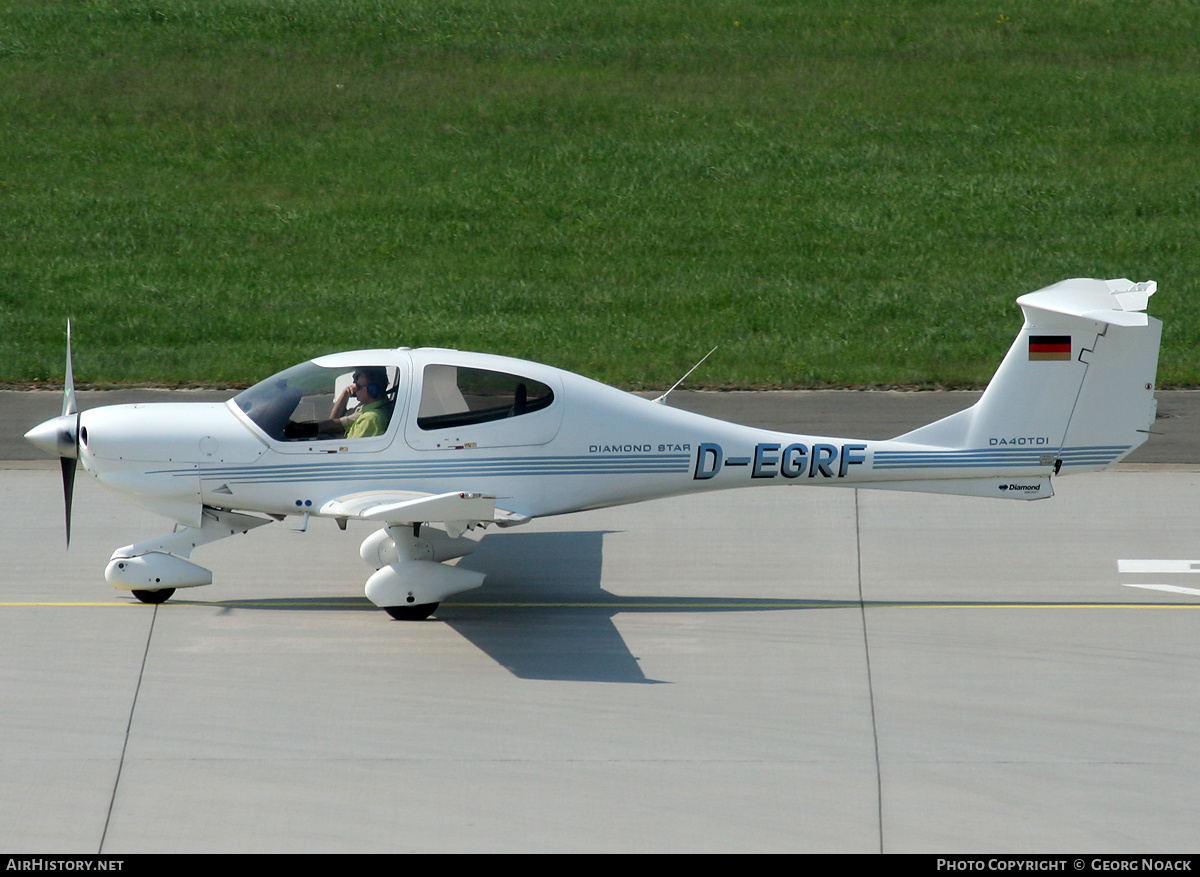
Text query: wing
319 489 529 536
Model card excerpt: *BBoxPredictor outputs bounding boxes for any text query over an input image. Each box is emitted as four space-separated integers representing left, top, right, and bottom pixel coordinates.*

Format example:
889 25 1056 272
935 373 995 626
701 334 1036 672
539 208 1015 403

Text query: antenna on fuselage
652 346 718 405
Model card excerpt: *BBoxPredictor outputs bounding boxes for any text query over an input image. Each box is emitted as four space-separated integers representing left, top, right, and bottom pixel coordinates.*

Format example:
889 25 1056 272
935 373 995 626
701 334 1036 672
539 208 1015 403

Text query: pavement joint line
854 489 885 854
100 603 158 853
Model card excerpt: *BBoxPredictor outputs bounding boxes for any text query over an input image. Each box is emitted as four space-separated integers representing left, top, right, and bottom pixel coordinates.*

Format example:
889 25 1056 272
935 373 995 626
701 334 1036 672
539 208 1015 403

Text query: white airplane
26 278 1161 619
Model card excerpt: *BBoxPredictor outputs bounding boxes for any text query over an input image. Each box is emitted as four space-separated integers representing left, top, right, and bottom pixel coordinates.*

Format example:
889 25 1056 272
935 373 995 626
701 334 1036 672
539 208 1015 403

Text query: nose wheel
132 588 176 604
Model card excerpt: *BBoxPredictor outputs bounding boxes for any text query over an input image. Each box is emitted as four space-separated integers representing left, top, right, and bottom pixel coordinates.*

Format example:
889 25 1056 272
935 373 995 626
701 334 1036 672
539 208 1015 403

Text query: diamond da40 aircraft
26 278 1161 620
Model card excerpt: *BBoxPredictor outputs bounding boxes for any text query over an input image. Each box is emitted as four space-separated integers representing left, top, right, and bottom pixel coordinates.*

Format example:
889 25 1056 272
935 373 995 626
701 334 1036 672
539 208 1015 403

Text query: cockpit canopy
232 361 399 442
231 350 563 451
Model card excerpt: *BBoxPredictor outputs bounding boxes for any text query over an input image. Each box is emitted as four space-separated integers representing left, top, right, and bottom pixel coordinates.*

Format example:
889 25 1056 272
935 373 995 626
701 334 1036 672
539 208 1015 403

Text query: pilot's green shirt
347 400 387 439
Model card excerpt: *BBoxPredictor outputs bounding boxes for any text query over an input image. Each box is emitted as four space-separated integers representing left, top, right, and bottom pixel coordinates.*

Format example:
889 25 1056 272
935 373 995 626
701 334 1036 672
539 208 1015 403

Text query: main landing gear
131 588 176 604
361 524 483 620
384 602 439 621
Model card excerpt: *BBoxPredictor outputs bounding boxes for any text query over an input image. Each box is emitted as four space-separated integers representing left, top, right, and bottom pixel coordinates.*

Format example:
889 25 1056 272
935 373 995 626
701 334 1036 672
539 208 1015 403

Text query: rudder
895 278 1161 473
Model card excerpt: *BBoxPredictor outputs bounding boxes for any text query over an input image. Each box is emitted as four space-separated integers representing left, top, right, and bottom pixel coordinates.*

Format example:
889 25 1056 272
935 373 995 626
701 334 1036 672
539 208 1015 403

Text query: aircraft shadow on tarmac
188 530 834 684
174 527 1191 683
450 530 655 683
449 530 837 684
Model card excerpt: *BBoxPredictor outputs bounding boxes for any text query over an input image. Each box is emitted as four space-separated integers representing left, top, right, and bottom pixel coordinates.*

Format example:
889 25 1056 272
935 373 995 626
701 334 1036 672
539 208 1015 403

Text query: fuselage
69 346 1067 529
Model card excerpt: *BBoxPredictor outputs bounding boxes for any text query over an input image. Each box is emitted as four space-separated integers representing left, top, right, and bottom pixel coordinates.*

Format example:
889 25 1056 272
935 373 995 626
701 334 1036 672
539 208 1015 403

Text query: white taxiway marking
1118 559 1200 574
1121 583 1200 597
1118 559 1200 597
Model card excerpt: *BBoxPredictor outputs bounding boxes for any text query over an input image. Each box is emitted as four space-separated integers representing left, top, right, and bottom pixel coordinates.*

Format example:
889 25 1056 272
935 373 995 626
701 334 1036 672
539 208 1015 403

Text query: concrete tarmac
4 392 1200 852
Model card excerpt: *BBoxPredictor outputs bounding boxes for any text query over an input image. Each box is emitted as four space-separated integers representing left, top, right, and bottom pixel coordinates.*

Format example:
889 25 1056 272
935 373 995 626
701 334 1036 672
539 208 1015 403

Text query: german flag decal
1028 335 1071 361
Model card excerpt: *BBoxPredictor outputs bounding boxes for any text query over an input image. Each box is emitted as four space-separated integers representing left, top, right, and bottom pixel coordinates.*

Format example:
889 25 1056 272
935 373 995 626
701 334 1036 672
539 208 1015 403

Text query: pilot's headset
357 367 389 400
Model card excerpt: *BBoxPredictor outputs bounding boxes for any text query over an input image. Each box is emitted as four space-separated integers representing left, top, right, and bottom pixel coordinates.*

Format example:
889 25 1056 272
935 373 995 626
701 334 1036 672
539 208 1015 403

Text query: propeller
24 321 80 546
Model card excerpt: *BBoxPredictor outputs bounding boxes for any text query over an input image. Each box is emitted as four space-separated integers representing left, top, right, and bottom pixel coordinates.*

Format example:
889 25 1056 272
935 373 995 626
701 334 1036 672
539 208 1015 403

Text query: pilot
322 367 390 439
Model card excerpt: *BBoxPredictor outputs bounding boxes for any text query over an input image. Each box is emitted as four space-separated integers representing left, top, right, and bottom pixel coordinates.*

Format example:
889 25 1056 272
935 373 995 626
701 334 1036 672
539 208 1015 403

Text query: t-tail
883 278 1161 498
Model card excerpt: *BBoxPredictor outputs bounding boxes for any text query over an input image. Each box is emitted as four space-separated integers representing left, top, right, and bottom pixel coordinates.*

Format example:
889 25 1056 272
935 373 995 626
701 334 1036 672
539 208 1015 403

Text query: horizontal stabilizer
1017 278 1156 326
860 476 1054 500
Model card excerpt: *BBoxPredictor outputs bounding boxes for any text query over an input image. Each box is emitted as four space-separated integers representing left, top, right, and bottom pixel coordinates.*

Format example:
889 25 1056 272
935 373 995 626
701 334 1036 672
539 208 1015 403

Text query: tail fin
895 278 1161 472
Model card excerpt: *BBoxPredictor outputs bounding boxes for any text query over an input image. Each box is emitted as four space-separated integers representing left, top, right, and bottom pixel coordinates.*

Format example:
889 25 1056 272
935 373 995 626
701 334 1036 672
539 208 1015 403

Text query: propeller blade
61 451 77 547
63 319 77 417
24 322 82 546
60 320 79 546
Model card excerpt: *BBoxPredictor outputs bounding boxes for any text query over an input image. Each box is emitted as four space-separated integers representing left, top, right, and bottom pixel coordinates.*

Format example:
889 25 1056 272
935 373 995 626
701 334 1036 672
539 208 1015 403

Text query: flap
320 489 497 524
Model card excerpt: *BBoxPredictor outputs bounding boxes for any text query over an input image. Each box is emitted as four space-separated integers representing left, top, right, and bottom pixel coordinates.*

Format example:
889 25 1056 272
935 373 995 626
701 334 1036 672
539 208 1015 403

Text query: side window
416 365 554 431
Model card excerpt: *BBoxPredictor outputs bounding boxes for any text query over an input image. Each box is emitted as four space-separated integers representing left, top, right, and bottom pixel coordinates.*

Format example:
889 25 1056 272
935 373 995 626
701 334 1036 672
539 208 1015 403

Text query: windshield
233 361 397 442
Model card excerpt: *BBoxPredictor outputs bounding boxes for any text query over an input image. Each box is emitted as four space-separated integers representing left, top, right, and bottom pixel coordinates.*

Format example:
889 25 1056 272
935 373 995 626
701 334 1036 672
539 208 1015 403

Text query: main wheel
384 602 439 621
132 588 176 604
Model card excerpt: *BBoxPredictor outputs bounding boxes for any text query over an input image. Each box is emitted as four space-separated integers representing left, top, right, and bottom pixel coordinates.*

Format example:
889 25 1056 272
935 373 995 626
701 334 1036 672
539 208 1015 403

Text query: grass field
1 0 1197 388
